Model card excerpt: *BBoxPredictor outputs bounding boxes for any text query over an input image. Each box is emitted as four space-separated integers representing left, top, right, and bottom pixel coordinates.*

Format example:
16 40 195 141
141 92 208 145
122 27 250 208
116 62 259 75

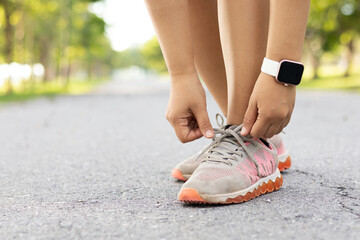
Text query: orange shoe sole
278 156 292 172
179 175 283 204
172 168 187 181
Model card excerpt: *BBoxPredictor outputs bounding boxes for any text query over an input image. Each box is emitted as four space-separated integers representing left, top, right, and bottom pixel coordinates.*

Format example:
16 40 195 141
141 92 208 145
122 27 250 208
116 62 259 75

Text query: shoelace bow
195 125 261 176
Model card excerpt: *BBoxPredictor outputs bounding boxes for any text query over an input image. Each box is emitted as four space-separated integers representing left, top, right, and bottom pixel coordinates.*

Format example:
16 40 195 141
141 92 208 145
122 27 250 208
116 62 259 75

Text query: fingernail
205 130 214 138
241 127 247 135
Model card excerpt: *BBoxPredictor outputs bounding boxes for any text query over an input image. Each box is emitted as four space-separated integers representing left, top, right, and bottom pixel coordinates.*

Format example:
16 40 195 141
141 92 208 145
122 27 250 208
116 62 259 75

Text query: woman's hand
166 72 214 143
241 72 296 139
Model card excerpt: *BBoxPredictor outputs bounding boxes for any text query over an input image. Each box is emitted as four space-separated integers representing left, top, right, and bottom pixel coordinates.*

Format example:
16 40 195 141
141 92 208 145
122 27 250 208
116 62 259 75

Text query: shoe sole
278 151 291 172
171 168 187 181
178 169 283 204
172 152 291 182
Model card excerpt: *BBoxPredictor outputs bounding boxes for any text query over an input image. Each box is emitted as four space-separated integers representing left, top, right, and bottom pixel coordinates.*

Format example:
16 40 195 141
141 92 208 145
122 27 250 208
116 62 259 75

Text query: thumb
241 102 257 136
193 107 214 139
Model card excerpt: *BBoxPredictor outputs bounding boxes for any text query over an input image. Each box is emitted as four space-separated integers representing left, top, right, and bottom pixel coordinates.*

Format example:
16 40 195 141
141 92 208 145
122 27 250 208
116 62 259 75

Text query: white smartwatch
261 57 304 86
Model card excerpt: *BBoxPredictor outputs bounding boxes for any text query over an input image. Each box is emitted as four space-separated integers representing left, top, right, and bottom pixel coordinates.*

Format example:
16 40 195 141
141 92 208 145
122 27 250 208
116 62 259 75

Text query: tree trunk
344 39 354 78
2 0 13 63
66 0 73 87
311 54 320 80
1 0 14 94
40 38 54 82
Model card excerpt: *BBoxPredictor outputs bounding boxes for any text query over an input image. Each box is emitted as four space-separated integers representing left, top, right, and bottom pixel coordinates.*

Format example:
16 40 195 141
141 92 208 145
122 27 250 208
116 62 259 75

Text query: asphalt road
0 79 359 239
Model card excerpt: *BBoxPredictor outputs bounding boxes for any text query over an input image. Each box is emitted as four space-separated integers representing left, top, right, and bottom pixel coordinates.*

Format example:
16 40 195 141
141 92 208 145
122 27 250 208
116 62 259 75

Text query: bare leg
218 0 269 125
188 0 228 116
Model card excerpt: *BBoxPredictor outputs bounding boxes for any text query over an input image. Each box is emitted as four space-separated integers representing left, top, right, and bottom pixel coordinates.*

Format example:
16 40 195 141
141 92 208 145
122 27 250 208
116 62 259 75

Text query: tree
0 0 115 89
305 0 360 79
141 36 167 74
336 0 360 77
305 0 339 79
0 0 15 93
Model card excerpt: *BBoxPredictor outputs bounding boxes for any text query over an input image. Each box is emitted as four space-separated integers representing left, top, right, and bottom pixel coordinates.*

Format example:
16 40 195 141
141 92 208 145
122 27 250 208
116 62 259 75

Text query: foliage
141 36 167 74
0 0 117 90
305 0 360 78
0 0 360 101
113 37 167 74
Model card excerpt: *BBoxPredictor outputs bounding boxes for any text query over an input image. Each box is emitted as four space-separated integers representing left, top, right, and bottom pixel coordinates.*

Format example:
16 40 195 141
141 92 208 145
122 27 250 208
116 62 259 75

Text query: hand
166 72 214 143
241 72 296 139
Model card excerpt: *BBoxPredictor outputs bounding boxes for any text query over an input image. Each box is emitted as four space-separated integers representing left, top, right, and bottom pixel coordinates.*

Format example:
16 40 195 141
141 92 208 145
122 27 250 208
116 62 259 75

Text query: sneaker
172 133 291 181
268 135 292 171
178 125 283 204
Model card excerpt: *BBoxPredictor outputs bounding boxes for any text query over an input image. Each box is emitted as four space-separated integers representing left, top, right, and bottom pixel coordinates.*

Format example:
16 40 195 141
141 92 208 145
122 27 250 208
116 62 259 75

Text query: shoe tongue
226 124 243 133
218 138 238 151
216 128 242 152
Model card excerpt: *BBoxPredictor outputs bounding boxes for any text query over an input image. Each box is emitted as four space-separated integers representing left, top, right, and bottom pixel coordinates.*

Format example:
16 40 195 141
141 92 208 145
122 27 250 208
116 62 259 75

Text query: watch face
277 61 304 85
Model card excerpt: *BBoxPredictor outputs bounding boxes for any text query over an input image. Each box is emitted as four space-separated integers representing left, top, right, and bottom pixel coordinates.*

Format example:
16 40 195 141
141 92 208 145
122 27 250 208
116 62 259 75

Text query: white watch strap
261 57 280 77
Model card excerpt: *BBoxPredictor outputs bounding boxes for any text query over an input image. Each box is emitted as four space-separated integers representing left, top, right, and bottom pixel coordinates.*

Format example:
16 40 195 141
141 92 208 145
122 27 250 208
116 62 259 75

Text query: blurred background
0 0 359 101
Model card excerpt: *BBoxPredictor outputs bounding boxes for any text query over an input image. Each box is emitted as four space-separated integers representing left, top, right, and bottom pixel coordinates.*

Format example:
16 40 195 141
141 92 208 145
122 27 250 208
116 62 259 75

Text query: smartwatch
261 57 304 86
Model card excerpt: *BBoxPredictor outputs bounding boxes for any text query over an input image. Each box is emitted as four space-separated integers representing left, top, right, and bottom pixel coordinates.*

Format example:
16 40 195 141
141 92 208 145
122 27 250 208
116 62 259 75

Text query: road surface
0 79 359 239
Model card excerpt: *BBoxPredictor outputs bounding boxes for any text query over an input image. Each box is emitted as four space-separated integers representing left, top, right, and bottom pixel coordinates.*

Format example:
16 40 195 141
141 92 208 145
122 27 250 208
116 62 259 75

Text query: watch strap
261 57 279 77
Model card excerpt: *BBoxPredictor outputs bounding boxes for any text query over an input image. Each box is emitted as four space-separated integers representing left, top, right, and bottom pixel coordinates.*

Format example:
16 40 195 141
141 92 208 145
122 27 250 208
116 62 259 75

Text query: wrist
265 51 302 63
170 71 200 84
169 66 197 78
259 72 295 89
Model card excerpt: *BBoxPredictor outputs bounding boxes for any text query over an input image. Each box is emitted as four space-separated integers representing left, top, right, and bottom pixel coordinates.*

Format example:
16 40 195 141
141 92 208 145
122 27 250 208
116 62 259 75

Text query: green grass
0 78 107 103
300 74 360 91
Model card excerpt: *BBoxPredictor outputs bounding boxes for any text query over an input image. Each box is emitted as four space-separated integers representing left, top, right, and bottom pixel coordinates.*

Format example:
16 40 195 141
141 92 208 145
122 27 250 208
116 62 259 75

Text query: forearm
144 0 196 76
266 0 310 62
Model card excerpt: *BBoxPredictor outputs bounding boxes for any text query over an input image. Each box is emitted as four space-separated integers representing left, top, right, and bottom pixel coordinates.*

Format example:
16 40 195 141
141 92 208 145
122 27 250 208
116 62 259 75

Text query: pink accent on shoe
236 159 260 185
275 141 286 155
254 149 276 177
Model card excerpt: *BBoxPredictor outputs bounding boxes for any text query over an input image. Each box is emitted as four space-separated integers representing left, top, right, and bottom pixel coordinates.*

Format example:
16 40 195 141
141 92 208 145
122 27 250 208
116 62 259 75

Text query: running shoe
172 133 291 181
268 134 292 171
178 125 283 204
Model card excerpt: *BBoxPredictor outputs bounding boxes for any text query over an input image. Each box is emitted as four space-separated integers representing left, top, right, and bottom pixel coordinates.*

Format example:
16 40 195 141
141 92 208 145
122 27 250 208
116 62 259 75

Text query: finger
193 107 214 139
241 101 258 136
250 114 270 139
276 116 288 135
171 117 199 143
264 124 280 139
274 113 290 136
175 124 203 143
282 114 291 129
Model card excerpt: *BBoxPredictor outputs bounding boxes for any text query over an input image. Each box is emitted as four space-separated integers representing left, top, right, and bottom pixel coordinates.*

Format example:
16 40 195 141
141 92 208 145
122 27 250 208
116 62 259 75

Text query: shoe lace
196 124 261 176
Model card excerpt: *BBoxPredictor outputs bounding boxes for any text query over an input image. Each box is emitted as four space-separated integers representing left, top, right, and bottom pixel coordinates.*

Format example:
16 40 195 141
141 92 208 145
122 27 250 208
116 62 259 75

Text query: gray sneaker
178 125 283 204
172 133 290 181
172 128 224 181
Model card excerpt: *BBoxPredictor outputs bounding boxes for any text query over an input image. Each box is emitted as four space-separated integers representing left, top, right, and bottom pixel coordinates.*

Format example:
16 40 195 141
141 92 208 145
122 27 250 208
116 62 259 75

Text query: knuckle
250 130 260 139
271 109 289 121
165 110 172 121
197 119 210 128
279 109 289 119
275 128 282 135
165 113 170 121
177 134 187 143
243 116 254 124
261 111 272 120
